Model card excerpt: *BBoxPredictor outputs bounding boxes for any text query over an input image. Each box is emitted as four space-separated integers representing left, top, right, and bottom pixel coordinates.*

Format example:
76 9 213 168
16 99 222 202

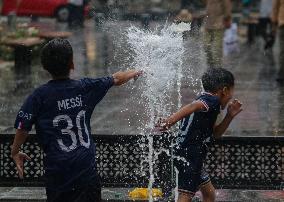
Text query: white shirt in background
223 23 239 56
259 0 273 18
69 0 83 6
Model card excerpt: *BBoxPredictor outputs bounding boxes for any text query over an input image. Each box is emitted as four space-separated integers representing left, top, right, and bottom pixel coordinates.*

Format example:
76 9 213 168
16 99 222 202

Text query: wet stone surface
0 18 283 136
0 187 284 201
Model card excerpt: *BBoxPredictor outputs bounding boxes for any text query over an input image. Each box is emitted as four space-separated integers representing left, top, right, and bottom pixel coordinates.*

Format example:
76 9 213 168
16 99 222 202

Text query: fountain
125 22 192 201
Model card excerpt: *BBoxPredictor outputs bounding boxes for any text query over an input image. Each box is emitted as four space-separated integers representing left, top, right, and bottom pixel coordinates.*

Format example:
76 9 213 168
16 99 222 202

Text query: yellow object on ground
128 188 163 199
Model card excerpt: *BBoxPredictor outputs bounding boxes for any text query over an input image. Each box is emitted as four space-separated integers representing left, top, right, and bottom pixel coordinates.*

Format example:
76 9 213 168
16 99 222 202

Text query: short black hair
201 67 234 93
41 38 73 77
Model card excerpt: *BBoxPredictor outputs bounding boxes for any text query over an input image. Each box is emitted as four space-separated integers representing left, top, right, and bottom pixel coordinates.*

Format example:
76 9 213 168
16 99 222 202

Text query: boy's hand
155 118 171 132
113 70 143 86
227 99 242 118
12 152 31 179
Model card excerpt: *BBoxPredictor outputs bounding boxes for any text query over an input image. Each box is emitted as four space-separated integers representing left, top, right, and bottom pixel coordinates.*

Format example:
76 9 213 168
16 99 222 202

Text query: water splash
126 23 191 201
174 167 179 202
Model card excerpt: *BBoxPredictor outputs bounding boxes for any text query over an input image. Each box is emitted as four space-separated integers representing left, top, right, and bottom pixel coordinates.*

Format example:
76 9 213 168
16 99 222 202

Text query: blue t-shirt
177 93 221 149
14 77 114 191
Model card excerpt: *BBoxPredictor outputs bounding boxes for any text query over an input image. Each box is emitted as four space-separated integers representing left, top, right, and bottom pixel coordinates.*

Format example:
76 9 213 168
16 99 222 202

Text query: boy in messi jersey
156 68 242 202
11 38 142 202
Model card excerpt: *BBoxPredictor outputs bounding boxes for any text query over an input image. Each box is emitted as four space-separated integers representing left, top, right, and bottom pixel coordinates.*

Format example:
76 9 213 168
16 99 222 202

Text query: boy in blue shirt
157 68 242 202
11 38 141 202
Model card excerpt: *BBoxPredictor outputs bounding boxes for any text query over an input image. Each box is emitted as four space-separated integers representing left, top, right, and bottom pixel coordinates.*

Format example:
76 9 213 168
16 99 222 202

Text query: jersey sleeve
14 93 41 132
81 76 114 101
198 95 220 112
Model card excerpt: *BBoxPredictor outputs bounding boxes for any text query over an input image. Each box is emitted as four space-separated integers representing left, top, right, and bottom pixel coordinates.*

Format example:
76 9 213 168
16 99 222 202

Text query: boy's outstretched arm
214 99 242 138
112 70 142 86
157 101 206 131
11 129 31 179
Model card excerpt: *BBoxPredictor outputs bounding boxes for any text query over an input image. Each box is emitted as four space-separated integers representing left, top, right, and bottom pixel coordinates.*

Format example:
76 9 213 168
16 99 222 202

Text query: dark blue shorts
177 162 210 195
174 145 210 195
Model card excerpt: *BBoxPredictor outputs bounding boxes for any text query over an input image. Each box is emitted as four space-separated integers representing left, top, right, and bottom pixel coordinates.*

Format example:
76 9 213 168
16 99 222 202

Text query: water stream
126 23 191 201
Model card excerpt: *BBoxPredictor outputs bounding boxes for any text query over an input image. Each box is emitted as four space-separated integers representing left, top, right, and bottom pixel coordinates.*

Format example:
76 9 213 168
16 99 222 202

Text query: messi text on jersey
57 95 83 111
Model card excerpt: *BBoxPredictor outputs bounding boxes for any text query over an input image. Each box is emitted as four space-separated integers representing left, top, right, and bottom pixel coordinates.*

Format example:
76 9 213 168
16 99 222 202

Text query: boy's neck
203 91 221 98
52 76 70 80
203 91 216 96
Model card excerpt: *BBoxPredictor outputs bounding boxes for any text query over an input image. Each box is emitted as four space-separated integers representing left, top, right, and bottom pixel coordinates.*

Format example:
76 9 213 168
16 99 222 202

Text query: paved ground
0 187 284 201
0 17 283 137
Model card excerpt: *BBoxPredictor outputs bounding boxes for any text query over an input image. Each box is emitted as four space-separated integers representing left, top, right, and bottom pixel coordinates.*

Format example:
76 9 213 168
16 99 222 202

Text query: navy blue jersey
177 93 221 149
14 77 114 191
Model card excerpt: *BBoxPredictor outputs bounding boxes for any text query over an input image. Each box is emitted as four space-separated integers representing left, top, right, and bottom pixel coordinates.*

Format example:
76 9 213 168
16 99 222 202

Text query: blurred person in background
242 0 252 18
259 0 274 50
271 0 284 82
175 9 192 24
203 0 232 68
241 0 256 44
68 0 85 28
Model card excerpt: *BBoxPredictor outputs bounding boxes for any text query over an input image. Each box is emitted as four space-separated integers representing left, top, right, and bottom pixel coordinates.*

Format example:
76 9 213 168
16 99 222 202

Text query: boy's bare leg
178 191 193 202
200 181 216 202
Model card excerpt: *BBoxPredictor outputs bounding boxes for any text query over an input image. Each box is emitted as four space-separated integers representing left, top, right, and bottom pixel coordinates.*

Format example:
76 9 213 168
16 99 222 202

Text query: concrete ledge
0 187 284 202
0 187 45 202
0 187 150 202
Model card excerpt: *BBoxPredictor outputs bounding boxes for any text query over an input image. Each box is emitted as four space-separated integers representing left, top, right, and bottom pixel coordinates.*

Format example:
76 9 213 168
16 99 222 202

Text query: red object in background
1 0 90 22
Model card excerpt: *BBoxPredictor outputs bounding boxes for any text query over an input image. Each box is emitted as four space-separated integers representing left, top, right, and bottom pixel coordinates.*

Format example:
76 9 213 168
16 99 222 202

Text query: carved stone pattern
0 137 283 188
205 143 283 185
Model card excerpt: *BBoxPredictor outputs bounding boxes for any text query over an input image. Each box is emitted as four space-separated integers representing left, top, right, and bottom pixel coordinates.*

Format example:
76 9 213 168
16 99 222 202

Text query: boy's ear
222 86 228 95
